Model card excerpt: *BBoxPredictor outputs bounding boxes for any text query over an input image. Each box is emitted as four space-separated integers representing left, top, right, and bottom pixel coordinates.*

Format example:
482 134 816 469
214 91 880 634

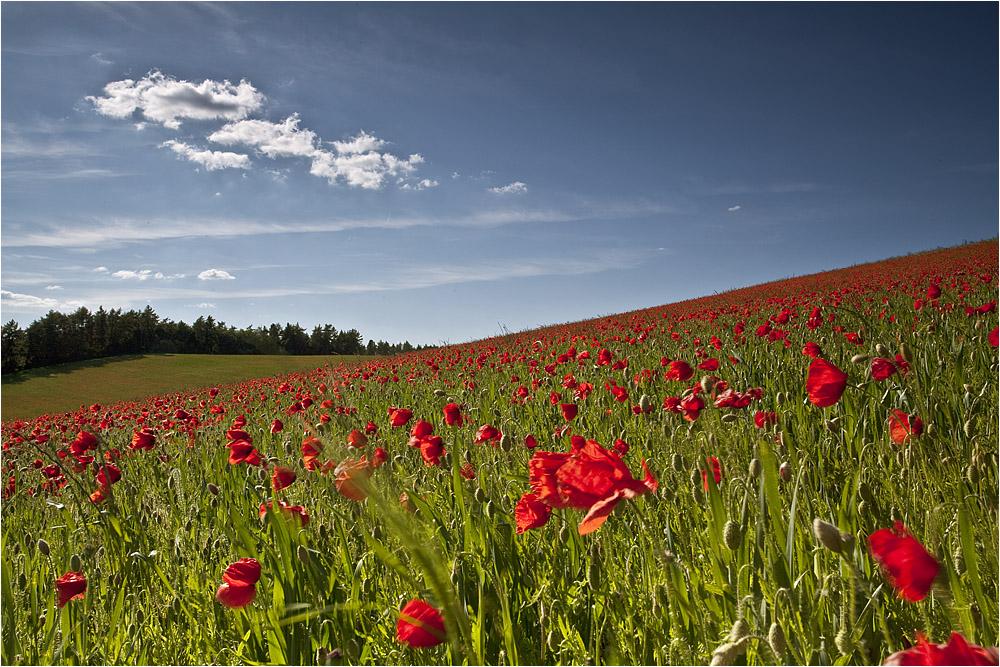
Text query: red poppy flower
259 500 310 526
990 327 999 348
926 284 942 300
216 580 257 608
396 599 446 648
802 341 822 358
753 411 778 429
271 466 297 491
89 485 109 504
701 457 722 490
389 409 413 427
474 424 501 444
460 462 475 480
442 403 463 427
560 403 578 421
596 348 613 366
524 434 538 449
612 439 629 455
697 357 719 371
888 410 923 444
270 419 284 434
347 429 368 448
665 360 694 381
514 492 552 532
868 522 939 602
871 357 898 381
365 421 378 435
410 420 433 439
372 447 388 467
130 429 156 450
883 632 998 666
806 358 848 407
419 436 445 467
228 441 262 466
56 571 87 608
95 464 121 487
679 394 705 421
334 458 373 501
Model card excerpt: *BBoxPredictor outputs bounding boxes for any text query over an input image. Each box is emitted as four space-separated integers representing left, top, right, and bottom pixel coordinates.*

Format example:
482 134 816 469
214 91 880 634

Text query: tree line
1 306 428 374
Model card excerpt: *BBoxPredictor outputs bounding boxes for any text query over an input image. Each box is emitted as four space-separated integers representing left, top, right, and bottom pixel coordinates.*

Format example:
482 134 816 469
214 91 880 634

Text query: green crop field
1 355 370 421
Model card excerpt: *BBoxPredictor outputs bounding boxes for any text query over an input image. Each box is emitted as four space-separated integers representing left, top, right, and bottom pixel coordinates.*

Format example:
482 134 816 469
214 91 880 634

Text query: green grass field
1 354 370 421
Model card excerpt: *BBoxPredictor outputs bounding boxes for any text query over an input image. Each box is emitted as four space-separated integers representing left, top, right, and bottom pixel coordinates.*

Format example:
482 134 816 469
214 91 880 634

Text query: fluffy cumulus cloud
88 71 264 129
111 269 184 280
160 140 250 171
90 71 433 190
489 181 528 195
198 268 235 280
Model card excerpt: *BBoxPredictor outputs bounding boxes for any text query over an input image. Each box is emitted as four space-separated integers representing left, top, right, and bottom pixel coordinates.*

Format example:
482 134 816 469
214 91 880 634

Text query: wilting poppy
806 358 848 407
215 557 260 608
560 403 578 421
460 462 475 480
56 571 87 608
259 500 310 526
334 458 373 501
888 409 923 444
868 522 939 602
271 466 297 491
883 632 998 666
514 492 552 533
396 599 446 648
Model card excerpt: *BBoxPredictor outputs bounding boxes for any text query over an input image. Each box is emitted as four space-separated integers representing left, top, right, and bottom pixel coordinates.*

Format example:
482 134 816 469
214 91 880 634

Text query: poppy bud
316 648 328 664
899 342 913 363
18 572 27 590
768 623 786 660
547 631 559 651
586 562 600 588
953 543 965 573
824 419 839 433
37 539 49 556
661 423 671 438
729 617 750 642
749 458 762 479
297 545 310 564
473 487 486 503
485 500 495 519
69 554 82 571
700 376 716 394
660 485 675 501
559 525 570 543
710 640 746 666
835 628 854 656
639 394 652 412
672 453 685 472
499 435 513 451
211 496 219 508
433 389 447 397
723 521 742 551
964 419 975 438
875 343 890 357
206 483 219 496
136 608 145 625
778 462 791 482
812 519 842 554
967 464 980 485
775 391 785 405
850 354 869 365
721 413 738 423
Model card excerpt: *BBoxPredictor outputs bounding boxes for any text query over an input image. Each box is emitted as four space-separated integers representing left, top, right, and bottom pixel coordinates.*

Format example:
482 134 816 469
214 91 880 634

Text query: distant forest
1 306 429 374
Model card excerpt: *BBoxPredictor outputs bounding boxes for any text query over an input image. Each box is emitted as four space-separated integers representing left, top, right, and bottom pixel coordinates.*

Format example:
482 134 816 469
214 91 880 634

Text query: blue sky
2 2 997 346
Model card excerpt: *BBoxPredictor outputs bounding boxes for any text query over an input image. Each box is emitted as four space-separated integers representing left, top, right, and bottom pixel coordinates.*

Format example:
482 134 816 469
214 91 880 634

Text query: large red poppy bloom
347 429 369 448
130 429 156 451
56 571 87 608
334 458 373 501
514 493 552 532
871 358 898 381
259 500 310 526
389 408 414 427
665 360 694 381
474 424 501 444
560 403 578 421
215 557 260 608
883 632 998 666
396 599 446 648
442 403 464 426
868 522 939 602
806 358 848 407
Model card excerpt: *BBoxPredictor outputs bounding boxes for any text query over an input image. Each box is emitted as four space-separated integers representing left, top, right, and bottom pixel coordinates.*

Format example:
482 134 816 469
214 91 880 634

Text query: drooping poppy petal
806 358 848 407
56 571 87 608
514 493 552 533
396 599 446 648
578 489 625 535
868 522 939 602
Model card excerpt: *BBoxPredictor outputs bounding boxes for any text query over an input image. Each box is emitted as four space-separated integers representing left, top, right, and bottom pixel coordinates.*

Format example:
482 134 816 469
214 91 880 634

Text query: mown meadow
1 240 997 666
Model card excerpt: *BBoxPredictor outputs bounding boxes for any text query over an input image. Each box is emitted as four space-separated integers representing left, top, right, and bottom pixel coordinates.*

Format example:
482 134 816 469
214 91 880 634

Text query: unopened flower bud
779 462 792 482
967 465 980 485
964 419 975 438
297 545 310 564
37 539 49 556
69 554 82 571
206 483 219 496
672 453 685 472
721 413 738 423
850 354 870 365
710 640 746 666
749 458 762 478
812 519 842 554
835 627 854 656
723 520 742 551
639 394 652 413
899 342 913 363
875 343 890 357
768 623 786 659
729 617 750 642
433 389 447 397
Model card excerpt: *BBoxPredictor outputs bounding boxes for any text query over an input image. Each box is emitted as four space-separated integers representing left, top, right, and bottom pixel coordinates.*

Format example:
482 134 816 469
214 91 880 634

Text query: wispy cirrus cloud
2 201 673 249
111 269 185 280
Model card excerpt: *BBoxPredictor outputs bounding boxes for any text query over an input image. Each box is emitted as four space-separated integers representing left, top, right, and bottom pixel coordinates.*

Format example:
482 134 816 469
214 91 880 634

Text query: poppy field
1 240 997 666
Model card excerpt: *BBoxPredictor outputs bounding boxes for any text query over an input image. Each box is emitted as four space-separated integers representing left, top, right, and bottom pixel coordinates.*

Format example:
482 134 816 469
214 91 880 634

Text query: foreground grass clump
2 354 371 420
1 240 997 666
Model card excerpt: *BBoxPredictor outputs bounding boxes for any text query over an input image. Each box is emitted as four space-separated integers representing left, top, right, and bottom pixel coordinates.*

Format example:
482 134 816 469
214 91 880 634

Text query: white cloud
160 139 250 171
111 269 184 281
451 171 461 180
330 130 387 155
1 290 60 309
94 266 109 273
310 147 424 190
44 285 63 290
208 114 318 158
727 205 741 212
489 181 527 195
90 52 112 66
88 71 265 129
198 268 235 281
400 178 439 191
189 302 216 308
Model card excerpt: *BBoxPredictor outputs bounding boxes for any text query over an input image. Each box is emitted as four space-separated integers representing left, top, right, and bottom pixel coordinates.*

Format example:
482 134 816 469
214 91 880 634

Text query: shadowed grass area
1 354 370 420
